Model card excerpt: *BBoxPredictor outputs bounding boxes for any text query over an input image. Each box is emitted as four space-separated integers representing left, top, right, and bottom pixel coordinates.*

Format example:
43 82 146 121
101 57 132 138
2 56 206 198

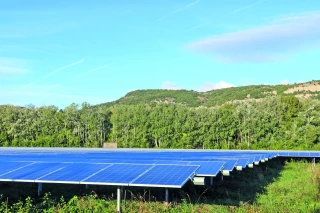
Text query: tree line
0 96 319 150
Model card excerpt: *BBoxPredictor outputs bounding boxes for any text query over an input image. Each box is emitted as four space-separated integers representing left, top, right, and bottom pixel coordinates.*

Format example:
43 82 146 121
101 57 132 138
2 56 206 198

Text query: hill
98 80 320 107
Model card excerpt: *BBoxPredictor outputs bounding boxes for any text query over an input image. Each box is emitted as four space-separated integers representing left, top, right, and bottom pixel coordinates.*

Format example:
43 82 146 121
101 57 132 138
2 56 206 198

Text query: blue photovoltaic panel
130 165 199 188
155 160 224 176
291 152 320 157
37 163 112 183
0 162 34 176
229 156 255 164
81 164 153 185
0 162 68 181
236 159 249 168
155 160 190 165
251 155 263 162
189 161 225 176
214 159 237 171
247 157 256 163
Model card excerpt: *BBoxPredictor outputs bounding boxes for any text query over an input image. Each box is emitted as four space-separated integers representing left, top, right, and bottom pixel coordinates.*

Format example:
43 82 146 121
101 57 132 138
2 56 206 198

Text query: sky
1 0 320 109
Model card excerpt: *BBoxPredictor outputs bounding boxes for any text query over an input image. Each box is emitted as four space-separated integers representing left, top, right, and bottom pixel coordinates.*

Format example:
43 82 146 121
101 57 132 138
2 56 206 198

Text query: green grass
0 161 319 212
254 161 320 212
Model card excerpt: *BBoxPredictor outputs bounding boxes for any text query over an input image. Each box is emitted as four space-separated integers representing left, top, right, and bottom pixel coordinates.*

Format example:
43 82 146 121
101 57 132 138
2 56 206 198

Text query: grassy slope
97 80 320 108
1 161 319 212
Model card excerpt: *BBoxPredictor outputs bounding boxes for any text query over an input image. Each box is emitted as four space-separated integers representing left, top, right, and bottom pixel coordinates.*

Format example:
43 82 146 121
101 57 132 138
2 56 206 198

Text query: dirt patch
153 98 175 104
197 96 206 101
225 98 263 105
263 91 277 95
295 93 319 99
284 83 320 94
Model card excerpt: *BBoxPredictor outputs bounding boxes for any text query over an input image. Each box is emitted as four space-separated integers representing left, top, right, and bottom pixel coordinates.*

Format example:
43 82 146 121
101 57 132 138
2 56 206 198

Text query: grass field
0 160 319 212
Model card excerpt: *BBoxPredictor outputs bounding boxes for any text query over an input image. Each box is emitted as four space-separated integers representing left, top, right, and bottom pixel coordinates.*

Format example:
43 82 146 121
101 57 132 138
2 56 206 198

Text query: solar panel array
0 148 319 188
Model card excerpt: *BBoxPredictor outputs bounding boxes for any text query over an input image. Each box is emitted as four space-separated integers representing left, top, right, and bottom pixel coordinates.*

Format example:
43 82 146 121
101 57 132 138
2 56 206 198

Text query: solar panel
236 159 249 168
36 163 112 184
81 164 153 186
154 160 225 177
0 162 68 182
189 161 225 176
130 165 198 188
201 158 237 171
0 162 34 176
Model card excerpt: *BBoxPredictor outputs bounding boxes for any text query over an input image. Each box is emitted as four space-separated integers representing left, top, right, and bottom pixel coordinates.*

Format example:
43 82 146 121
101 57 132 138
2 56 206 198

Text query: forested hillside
1 93 320 150
99 80 320 107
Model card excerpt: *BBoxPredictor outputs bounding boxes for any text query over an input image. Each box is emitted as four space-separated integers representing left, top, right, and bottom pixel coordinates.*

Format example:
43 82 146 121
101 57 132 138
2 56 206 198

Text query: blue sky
1 0 320 108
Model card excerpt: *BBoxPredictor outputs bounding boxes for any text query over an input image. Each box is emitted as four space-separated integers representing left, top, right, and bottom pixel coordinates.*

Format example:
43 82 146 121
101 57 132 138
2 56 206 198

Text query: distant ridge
98 80 320 108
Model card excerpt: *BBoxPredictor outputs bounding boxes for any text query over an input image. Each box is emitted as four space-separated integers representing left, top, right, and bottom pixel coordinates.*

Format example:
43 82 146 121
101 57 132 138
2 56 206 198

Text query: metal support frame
117 186 122 213
313 158 316 167
221 175 224 181
210 177 213 185
165 188 169 203
37 183 43 197
85 184 89 189
124 188 127 209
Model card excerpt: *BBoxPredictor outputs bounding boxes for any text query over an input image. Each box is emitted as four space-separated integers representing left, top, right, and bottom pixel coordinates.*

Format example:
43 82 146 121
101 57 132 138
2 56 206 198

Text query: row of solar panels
0 154 272 188
0 148 319 189
1 148 319 157
0 162 199 188
0 153 269 175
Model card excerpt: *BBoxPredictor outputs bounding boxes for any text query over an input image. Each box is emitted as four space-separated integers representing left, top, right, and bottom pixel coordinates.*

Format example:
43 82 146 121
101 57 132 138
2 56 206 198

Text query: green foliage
0 104 112 148
1 81 320 149
97 80 320 108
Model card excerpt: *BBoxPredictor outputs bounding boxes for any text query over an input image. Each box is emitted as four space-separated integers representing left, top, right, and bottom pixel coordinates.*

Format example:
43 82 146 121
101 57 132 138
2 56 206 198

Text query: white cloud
187 12 320 62
161 81 183 90
0 58 29 74
200 81 235 92
280 80 290 85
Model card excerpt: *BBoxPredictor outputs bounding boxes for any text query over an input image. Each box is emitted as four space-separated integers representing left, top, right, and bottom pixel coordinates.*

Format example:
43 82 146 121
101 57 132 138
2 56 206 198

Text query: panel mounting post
38 183 43 197
165 188 169 203
210 177 213 185
85 184 89 189
117 186 122 213
221 175 224 181
313 158 316 167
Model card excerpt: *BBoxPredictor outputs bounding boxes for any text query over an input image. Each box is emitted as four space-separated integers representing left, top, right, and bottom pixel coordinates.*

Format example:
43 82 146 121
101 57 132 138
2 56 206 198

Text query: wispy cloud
280 80 290 85
24 59 84 88
199 81 235 92
0 58 29 74
77 64 108 78
157 0 200 21
233 0 266 13
187 12 320 62
161 81 183 90
187 0 265 32
187 22 211 32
